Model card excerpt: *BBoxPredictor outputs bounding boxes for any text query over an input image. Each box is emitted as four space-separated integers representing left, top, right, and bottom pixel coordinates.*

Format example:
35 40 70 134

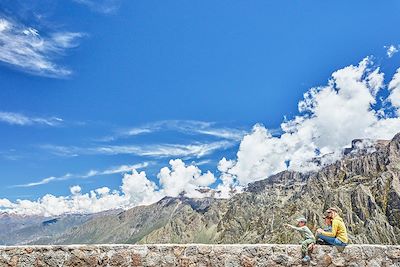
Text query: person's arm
284 224 303 232
320 220 337 237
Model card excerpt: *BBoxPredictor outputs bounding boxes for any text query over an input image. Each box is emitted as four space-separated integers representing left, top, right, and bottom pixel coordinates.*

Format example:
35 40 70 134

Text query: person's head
296 217 307 226
326 207 339 219
324 215 332 225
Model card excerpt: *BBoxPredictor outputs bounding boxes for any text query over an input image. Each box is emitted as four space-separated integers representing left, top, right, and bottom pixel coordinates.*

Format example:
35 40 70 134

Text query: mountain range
1 133 400 245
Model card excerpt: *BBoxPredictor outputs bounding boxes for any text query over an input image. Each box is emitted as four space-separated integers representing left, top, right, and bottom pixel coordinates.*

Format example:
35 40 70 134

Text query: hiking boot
302 255 311 263
336 246 346 253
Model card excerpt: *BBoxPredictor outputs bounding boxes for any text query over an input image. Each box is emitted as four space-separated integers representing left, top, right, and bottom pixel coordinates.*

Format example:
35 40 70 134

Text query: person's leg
317 239 330 245
308 242 316 252
305 239 315 255
301 240 308 257
317 234 347 247
316 234 337 246
332 238 347 247
301 238 314 262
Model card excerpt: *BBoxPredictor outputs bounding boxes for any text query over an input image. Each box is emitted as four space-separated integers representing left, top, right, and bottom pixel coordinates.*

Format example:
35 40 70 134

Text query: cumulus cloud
388 68 400 112
0 111 63 126
219 57 400 187
1 160 215 216
215 157 242 198
0 17 82 77
3 56 400 216
157 159 216 198
120 170 161 205
385 45 399 58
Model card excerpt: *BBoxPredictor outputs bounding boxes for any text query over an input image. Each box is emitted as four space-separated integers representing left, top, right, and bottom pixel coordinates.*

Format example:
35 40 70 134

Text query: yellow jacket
320 215 348 243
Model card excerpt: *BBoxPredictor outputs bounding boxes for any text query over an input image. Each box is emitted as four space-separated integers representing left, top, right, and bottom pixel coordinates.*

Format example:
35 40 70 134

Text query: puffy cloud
0 17 82 77
0 187 127 216
95 187 110 195
0 198 15 209
158 159 216 198
3 57 400 215
1 160 216 216
220 57 400 186
121 170 160 205
215 158 242 198
385 45 399 58
70 185 82 195
388 68 400 111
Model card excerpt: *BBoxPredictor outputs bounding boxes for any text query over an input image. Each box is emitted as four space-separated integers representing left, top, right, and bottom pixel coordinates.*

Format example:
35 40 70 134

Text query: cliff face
2 134 400 245
217 133 400 244
0 245 399 267
141 133 400 245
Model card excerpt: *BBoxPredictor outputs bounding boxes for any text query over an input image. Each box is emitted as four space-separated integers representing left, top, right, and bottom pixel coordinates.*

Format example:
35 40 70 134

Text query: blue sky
1 1 400 215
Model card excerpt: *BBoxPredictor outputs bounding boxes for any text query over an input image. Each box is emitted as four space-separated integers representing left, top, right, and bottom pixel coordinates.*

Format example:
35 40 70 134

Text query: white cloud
11 162 149 188
80 163 150 178
219 57 400 187
73 0 121 14
0 198 16 209
14 176 57 188
157 159 216 198
0 111 63 126
195 128 246 141
388 68 400 112
161 120 246 140
0 149 23 161
38 145 79 157
70 185 82 195
42 141 235 158
215 157 242 198
1 160 215 216
385 45 399 58
120 170 161 205
0 17 82 77
105 120 247 142
126 128 153 136
95 187 110 195
3 56 400 216
124 142 233 158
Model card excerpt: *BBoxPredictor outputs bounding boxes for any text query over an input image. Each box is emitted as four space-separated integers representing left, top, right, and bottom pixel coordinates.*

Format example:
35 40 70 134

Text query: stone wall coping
0 244 399 266
1 244 399 248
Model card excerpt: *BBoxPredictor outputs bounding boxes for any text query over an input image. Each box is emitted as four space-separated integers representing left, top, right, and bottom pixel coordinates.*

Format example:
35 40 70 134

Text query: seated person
284 217 315 263
316 215 332 245
316 207 348 247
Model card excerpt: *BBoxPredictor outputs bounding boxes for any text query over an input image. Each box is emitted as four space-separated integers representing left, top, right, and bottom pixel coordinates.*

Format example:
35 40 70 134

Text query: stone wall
0 244 399 267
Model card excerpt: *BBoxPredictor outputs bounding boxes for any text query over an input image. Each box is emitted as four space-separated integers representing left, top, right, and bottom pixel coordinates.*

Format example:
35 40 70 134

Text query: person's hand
316 228 323 234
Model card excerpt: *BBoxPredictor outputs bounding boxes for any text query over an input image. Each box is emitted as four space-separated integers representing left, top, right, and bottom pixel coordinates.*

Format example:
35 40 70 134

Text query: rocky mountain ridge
1 133 400 245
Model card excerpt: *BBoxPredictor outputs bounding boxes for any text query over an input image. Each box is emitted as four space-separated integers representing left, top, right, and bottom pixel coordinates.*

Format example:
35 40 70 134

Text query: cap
296 217 307 223
327 207 339 213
